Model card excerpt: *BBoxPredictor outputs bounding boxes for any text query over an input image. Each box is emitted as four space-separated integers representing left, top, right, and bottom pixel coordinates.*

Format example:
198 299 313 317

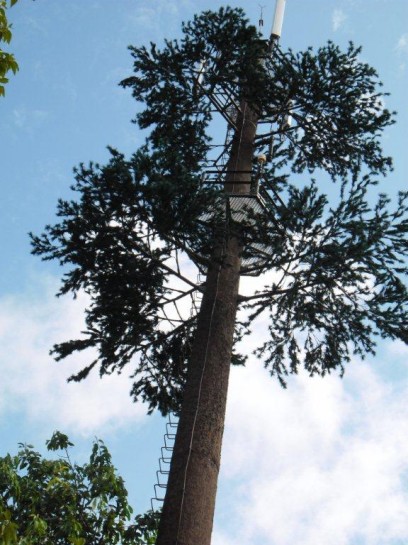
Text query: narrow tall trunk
156 103 258 545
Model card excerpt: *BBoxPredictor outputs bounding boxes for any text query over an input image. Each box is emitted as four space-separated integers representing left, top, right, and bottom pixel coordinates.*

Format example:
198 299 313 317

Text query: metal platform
196 178 282 276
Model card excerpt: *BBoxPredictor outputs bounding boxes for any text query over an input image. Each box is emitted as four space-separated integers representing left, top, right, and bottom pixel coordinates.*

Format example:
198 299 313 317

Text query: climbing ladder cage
151 413 179 511
189 48 291 277
193 52 242 131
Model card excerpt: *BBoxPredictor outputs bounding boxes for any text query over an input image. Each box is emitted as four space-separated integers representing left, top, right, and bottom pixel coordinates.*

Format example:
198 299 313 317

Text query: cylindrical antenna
271 0 286 40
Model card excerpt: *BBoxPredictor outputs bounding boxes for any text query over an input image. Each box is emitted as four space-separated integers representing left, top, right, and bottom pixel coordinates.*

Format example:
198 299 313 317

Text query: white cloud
396 33 408 54
2 274 408 545
332 8 347 32
395 34 408 72
214 353 408 545
124 0 193 39
385 339 408 358
13 107 49 130
0 276 147 436
129 2 182 30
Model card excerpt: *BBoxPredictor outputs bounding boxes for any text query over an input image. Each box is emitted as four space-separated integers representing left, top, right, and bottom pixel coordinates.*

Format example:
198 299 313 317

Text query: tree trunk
156 102 258 545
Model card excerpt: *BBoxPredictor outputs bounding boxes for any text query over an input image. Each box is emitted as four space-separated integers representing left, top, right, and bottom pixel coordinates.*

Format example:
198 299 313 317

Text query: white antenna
197 59 207 86
271 0 286 40
281 98 293 132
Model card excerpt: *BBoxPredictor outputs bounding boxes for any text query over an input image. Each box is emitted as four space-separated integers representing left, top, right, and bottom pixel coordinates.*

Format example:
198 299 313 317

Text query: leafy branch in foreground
0 0 19 96
0 432 159 545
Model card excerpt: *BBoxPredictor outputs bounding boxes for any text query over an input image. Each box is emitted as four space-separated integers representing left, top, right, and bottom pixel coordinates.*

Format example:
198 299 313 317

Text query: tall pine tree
31 7 407 544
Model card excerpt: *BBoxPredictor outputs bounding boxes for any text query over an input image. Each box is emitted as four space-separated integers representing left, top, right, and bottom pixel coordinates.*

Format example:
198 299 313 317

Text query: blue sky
1 1 408 544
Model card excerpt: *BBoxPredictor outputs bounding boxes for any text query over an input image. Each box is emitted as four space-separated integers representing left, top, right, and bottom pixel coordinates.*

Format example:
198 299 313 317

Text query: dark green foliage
31 7 407 412
0 432 160 545
120 7 265 246
260 42 395 180
30 150 192 415
121 7 264 148
245 178 408 385
128 510 160 545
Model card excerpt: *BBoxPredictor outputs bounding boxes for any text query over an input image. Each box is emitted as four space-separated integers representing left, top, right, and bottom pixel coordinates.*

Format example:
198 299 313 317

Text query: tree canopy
0 432 159 545
31 7 408 413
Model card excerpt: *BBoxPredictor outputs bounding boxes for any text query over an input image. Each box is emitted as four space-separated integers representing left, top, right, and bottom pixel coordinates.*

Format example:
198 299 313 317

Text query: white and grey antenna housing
271 0 286 40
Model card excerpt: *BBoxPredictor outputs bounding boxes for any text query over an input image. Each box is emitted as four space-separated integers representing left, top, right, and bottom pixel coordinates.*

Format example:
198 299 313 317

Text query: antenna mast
258 4 266 30
157 3 288 544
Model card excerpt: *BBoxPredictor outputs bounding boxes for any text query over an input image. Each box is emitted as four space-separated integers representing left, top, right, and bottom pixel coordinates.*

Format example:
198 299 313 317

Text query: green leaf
0 434 155 544
69 537 86 545
0 519 18 545
46 431 74 451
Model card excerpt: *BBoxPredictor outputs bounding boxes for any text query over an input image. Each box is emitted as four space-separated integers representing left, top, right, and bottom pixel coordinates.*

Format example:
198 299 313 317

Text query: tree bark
156 102 258 545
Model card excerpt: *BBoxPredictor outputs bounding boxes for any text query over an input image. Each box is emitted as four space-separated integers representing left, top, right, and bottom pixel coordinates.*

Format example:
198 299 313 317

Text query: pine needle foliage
31 8 408 412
